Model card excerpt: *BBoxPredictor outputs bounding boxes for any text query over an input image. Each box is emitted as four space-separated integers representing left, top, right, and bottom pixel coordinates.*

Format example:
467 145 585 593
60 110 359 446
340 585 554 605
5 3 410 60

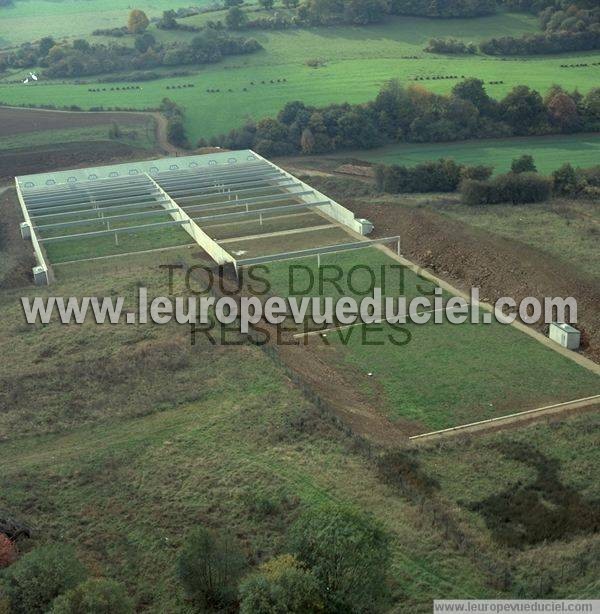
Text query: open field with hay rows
1 12 599 144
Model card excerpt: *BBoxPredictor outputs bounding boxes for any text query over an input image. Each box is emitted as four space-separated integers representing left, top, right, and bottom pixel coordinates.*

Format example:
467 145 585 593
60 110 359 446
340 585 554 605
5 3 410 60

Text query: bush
375 159 479 193
425 38 476 54
0 545 87 614
50 579 133 614
239 554 323 613
289 503 391 613
176 526 246 610
460 164 493 181
461 172 552 206
461 179 493 206
511 154 537 174
552 163 580 195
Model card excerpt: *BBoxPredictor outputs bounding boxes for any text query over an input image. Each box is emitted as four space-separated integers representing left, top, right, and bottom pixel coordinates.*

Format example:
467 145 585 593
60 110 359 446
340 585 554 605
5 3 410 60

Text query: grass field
349 134 600 174
417 411 600 596
43 224 193 263
0 246 494 611
262 247 600 430
2 195 599 608
1 13 599 143
0 0 222 48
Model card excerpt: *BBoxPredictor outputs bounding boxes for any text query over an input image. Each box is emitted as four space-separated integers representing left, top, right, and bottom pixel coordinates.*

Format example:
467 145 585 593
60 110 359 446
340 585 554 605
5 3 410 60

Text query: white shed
549 322 581 350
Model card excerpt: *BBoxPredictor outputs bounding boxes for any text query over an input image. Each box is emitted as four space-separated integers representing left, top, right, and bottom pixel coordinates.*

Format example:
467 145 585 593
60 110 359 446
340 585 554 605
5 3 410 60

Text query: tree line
0 28 261 78
481 3 599 54
207 79 600 156
222 0 544 31
375 159 493 193
375 153 600 206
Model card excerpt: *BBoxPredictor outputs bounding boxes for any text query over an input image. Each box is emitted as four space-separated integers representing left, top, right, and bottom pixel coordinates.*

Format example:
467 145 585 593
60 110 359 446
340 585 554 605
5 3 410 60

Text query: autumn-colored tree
0 534 17 568
300 128 315 153
127 9 150 34
547 92 580 131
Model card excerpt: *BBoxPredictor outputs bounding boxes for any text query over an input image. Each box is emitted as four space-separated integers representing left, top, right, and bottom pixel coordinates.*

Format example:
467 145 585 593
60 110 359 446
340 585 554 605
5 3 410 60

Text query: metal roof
16 150 259 189
14 150 371 275
550 322 580 335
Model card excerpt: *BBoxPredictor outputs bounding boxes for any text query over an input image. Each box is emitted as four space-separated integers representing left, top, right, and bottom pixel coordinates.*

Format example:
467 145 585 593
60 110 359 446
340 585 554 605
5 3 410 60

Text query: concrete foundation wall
253 152 368 235
15 181 55 285
146 174 235 265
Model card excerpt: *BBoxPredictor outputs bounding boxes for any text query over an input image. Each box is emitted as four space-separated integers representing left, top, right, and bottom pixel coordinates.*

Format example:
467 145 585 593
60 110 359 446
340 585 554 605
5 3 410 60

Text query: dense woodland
481 3 600 54
209 79 600 156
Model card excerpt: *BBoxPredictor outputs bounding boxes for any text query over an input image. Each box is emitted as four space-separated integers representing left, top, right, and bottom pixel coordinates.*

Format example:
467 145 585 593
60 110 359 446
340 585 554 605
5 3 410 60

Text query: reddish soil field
0 106 152 137
0 141 157 181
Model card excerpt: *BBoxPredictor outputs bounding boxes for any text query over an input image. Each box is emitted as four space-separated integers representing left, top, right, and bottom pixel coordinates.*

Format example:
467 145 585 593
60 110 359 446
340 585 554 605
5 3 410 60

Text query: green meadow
0 246 491 610
1 11 599 143
0 0 219 48
350 134 600 174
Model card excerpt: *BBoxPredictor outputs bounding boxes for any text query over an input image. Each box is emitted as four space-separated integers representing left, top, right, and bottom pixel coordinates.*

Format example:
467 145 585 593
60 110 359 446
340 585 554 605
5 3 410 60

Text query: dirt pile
352 200 600 363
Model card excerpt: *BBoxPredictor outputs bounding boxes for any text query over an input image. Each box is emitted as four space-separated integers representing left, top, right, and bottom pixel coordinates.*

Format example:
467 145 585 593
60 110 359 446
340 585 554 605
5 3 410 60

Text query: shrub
581 164 600 187
1 545 87 614
461 172 552 206
375 159 479 193
49 579 133 614
461 179 493 206
460 164 493 181
0 536 17 569
176 526 246 610
552 163 579 195
289 503 391 613
425 38 476 54
239 554 323 613
511 154 537 174
496 172 551 203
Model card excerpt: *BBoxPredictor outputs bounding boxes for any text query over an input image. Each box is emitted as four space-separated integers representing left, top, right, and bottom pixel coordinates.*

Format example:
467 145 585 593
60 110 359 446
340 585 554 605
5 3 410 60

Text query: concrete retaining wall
146 174 235 266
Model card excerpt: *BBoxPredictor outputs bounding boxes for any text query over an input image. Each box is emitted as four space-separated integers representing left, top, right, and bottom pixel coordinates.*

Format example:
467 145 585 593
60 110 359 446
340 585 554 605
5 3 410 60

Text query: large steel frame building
15 150 377 285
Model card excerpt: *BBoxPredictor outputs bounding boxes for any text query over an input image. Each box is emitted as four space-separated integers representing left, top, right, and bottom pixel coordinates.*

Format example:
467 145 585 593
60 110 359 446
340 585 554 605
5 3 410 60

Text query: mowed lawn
263 247 600 431
351 134 600 174
1 12 599 142
43 224 194 263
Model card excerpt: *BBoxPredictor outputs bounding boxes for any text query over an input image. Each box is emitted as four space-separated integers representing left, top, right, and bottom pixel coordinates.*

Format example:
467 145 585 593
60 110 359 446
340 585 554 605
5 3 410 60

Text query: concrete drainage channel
409 394 600 443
